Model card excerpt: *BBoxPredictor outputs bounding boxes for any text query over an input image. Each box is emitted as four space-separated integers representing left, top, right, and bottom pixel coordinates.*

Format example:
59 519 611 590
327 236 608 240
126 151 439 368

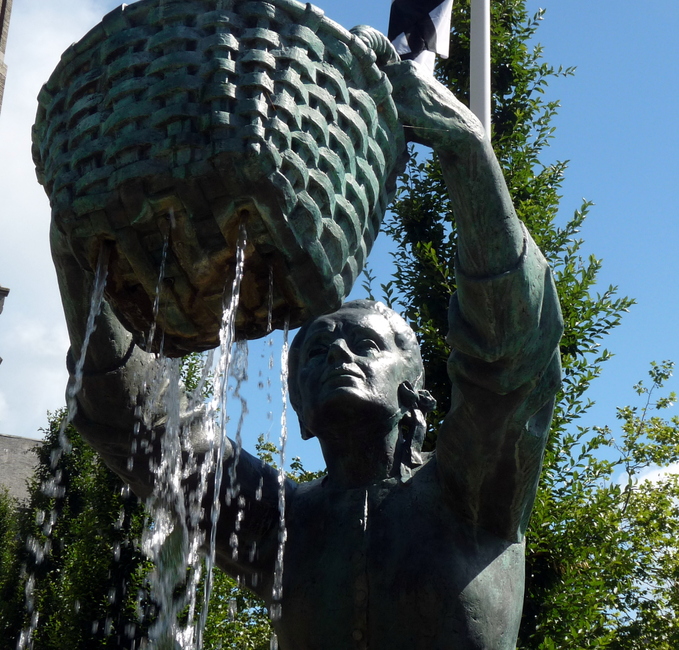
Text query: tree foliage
200 568 271 650
2 411 154 649
523 362 679 648
0 487 24 642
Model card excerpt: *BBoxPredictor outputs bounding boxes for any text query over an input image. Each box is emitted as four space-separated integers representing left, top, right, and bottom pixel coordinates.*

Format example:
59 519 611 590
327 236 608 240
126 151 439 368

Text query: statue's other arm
51 225 288 595
385 61 563 543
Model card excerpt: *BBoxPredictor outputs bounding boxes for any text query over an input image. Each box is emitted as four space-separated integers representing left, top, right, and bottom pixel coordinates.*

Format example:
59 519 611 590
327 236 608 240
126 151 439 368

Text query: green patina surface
33 0 406 355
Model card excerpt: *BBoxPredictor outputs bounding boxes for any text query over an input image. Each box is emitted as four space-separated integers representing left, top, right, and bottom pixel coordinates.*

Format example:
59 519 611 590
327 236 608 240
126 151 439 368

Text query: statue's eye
356 338 380 353
307 343 328 359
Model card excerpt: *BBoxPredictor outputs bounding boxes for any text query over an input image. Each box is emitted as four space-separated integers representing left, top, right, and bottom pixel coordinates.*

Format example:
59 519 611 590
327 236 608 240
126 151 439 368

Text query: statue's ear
398 381 419 409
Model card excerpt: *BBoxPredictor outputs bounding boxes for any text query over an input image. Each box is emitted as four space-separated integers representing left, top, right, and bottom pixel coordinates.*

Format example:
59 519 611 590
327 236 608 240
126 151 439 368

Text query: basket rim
38 0 380 102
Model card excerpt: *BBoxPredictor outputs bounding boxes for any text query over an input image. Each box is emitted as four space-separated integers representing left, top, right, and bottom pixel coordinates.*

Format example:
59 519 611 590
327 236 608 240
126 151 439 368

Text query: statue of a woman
52 57 562 650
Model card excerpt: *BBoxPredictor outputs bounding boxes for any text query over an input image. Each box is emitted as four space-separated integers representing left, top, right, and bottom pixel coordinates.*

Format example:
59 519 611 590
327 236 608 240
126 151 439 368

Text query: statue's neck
319 426 402 490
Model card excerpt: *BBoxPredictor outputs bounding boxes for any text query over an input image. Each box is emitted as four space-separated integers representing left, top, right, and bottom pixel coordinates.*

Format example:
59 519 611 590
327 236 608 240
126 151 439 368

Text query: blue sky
0 0 676 476
515 1 679 438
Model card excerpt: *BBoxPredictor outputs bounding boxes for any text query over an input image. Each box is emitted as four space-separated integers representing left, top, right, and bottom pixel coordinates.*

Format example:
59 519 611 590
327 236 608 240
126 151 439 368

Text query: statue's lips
321 366 364 387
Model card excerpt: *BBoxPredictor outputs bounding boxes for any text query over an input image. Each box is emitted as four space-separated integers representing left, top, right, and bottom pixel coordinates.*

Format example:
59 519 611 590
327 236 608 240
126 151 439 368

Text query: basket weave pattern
33 0 405 354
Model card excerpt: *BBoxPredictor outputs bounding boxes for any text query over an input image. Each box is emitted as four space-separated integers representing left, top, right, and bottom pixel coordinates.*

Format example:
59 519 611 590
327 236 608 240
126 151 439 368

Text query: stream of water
17 248 110 650
117 217 293 650
19 214 296 648
196 222 249 647
270 321 290 624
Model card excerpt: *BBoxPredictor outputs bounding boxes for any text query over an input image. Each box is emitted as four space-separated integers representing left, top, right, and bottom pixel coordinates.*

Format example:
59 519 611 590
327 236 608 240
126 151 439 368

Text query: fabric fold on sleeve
447 223 563 395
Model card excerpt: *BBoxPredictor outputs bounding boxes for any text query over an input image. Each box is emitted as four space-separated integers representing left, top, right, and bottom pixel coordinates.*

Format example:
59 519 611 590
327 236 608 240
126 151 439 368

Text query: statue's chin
303 392 401 444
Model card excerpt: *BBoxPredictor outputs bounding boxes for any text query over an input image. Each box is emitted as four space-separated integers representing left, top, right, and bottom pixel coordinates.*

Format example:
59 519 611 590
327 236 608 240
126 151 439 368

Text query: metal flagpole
470 0 490 139
0 0 12 114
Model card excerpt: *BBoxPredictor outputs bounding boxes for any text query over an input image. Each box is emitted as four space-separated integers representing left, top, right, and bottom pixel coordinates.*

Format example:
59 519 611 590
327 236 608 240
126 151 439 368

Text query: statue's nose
327 338 352 363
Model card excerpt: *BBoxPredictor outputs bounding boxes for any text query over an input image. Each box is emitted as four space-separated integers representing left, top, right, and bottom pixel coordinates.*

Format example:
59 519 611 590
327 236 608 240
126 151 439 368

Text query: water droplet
267 264 274 333
270 603 282 622
230 532 239 560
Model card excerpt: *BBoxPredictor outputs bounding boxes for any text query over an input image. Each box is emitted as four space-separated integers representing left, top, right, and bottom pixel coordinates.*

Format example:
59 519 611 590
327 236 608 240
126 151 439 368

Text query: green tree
6 411 154 649
0 487 24 642
367 0 679 647
523 362 679 649
201 568 272 650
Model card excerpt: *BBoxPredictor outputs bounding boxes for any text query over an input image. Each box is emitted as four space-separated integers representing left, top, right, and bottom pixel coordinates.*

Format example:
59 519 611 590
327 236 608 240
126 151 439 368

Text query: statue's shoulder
406 451 438 483
290 475 326 501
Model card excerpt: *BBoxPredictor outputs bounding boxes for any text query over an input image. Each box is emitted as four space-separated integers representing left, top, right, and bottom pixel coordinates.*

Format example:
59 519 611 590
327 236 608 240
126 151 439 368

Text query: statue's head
288 300 434 451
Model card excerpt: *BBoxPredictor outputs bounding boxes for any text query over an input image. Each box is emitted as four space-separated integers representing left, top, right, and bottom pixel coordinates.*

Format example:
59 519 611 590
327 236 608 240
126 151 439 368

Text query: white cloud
637 463 679 486
0 2 119 439
616 462 679 491
0 312 69 438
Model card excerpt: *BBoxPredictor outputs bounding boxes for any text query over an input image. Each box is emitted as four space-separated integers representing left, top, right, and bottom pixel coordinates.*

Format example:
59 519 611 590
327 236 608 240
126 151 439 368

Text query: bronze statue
49 22 562 650
52 58 562 648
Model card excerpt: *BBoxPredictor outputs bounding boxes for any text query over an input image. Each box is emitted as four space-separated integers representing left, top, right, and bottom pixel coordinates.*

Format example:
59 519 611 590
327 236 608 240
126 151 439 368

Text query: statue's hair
287 300 426 440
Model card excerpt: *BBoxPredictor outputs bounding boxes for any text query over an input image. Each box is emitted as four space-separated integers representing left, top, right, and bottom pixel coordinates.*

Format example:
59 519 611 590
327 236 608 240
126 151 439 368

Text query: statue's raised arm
385 59 563 543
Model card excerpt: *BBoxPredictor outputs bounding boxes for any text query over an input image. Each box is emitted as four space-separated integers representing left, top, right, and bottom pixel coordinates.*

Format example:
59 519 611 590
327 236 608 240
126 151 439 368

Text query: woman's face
295 308 413 440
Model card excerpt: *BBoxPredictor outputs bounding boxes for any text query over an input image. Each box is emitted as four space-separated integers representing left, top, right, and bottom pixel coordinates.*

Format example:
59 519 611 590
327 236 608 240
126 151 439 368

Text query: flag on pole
388 0 454 74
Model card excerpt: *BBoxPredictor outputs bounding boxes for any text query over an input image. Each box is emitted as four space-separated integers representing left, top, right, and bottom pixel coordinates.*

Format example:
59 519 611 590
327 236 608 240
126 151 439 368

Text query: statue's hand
383 60 485 150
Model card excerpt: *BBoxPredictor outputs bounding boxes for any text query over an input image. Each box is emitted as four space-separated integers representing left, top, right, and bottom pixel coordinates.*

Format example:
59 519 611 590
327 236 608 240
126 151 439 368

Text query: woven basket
33 0 406 356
